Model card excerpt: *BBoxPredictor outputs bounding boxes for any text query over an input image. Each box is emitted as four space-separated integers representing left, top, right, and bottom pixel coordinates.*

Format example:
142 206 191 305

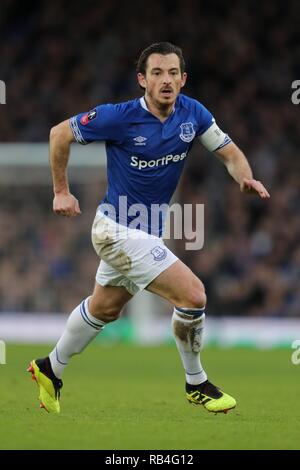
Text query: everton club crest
151 246 167 261
179 122 195 142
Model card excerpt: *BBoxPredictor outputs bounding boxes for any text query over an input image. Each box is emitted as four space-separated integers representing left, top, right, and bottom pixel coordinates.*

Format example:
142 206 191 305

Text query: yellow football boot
27 358 62 413
186 380 236 414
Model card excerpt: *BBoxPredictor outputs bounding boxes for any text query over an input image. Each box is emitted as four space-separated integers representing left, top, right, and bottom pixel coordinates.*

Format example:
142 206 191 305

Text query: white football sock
172 306 207 385
49 297 105 379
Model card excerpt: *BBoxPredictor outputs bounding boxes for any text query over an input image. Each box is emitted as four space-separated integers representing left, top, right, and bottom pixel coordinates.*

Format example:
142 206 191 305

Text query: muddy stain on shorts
101 244 132 275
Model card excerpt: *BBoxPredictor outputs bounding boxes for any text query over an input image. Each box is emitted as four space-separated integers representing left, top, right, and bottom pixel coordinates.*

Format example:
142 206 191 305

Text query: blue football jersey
70 94 215 237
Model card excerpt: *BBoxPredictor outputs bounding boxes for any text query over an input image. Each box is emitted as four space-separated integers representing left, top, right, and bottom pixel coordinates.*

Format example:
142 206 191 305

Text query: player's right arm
49 120 81 217
51 103 124 217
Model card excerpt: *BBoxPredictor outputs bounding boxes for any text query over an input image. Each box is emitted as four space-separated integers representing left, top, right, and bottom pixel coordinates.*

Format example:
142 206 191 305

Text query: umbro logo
133 136 147 146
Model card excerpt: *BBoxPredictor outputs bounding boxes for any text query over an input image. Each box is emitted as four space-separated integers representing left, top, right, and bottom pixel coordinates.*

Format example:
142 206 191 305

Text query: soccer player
28 42 270 414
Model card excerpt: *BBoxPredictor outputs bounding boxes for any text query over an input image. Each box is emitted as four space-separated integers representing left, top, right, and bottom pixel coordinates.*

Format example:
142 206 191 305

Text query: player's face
137 53 187 108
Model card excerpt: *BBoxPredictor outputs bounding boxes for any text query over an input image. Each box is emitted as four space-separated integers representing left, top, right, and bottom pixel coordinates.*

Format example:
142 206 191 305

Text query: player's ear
137 73 146 89
180 72 187 88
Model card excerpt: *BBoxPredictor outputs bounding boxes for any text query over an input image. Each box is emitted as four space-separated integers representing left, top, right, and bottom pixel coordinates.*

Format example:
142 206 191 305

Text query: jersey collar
140 96 176 114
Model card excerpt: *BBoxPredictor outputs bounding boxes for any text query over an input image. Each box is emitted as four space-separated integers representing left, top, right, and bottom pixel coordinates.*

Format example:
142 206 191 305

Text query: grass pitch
1 344 299 450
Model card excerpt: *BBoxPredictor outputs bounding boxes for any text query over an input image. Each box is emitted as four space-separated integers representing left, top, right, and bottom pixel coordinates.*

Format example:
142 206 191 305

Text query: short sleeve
194 101 215 137
69 104 123 145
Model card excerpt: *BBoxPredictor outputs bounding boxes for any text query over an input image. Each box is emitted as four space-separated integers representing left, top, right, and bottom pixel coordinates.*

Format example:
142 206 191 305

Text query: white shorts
91 211 178 296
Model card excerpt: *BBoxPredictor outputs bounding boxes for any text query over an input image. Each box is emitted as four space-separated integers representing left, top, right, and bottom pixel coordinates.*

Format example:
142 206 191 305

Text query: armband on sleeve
69 116 88 145
198 122 232 152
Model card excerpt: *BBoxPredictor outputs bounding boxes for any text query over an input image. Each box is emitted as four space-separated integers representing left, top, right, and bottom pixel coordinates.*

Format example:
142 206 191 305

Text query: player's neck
143 95 174 123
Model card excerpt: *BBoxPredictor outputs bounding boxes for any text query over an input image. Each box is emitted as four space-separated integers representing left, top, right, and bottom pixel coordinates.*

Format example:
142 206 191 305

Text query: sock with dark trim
49 297 105 378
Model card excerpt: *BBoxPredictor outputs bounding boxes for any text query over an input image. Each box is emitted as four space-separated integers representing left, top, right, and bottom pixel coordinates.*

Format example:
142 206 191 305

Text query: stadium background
0 0 299 343
1 0 300 451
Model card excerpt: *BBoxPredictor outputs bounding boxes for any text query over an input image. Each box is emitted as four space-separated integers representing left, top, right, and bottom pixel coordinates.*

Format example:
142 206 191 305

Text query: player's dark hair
136 42 185 75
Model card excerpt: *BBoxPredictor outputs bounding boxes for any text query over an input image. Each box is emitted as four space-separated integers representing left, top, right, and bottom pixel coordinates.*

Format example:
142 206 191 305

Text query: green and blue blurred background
0 0 299 450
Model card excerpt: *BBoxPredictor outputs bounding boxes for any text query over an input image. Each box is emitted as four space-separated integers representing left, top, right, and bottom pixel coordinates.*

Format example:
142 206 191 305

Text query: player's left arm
196 101 270 199
214 142 270 199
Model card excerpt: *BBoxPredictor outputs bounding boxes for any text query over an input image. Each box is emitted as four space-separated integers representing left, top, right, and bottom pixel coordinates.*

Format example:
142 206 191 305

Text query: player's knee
90 304 122 323
89 293 123 322
177 283 206 309
187 290 206 309
102 308 122 323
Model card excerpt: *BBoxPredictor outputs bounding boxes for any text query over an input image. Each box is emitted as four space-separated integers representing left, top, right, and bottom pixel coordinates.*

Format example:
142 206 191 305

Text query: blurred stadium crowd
0 0 299 315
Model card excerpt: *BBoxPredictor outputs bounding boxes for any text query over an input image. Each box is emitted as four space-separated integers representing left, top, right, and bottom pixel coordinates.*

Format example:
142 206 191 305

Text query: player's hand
240 178 270 199
53 192 82 217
